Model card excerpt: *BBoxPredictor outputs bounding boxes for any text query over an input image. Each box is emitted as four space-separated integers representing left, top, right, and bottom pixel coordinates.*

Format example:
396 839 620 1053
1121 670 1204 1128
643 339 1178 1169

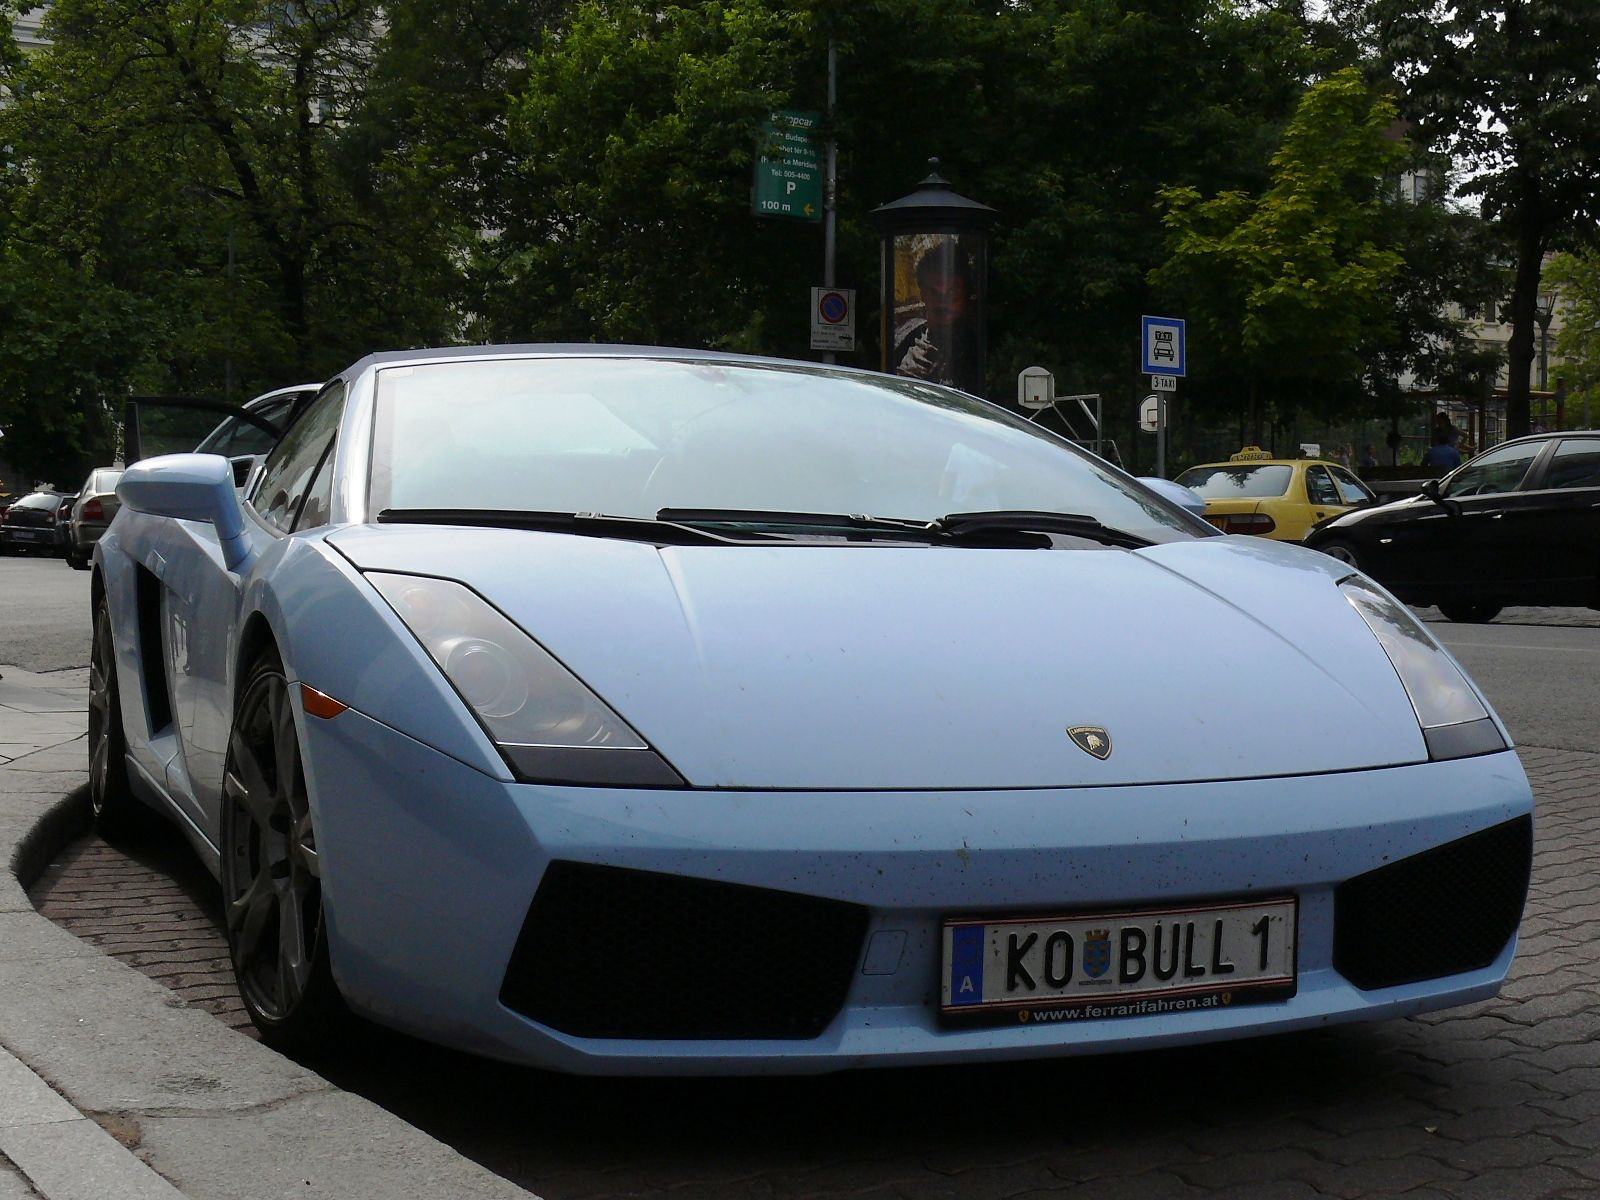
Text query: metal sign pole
822 41 838 365
1156 390 1166 478
1140 315 1186 478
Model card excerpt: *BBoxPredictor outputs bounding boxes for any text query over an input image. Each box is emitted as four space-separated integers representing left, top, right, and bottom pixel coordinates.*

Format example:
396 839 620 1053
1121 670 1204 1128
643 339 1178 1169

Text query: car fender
240 533 510 784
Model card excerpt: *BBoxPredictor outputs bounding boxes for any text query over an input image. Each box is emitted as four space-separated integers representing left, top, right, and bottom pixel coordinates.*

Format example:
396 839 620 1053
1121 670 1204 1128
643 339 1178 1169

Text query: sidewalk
0 665 537 1200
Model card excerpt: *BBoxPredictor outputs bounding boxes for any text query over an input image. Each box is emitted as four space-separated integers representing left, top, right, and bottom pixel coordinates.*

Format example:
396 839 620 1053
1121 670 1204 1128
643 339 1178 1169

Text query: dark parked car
1307 431 1600 622
0 490 72 556
65 468 124 570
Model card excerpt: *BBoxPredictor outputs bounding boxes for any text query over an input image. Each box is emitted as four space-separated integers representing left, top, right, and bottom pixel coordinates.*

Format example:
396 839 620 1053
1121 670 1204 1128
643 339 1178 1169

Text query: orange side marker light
301 684 349 720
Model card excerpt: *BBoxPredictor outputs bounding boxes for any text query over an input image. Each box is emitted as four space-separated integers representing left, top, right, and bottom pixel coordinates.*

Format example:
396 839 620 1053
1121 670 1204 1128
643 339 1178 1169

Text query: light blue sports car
90 346 1533 1073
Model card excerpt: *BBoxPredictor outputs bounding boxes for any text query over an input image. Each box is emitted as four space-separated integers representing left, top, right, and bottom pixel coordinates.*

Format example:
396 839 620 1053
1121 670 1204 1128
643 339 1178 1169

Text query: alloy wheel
86 611 115 815
223 669 323 1023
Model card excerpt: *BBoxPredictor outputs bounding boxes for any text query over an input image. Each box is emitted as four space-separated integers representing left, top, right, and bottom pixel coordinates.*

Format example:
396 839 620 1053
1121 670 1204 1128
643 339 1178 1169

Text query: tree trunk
1503 174 1546 441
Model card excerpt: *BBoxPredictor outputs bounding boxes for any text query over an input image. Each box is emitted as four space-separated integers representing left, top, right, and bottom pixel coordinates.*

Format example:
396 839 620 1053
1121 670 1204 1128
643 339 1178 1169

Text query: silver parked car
66 468 123 570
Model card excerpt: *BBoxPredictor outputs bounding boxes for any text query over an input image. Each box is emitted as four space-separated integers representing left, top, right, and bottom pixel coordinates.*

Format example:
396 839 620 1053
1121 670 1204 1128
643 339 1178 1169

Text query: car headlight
1339 576 1506 761
366 572 684 787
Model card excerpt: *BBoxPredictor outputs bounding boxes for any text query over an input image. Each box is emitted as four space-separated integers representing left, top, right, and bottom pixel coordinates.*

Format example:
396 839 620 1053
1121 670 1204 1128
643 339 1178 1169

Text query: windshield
12 493 63 510
1174 464 1293 499
369 358 1201 543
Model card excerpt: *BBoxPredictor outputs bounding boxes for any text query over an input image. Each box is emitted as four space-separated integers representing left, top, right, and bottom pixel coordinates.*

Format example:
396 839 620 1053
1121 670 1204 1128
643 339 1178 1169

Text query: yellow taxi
1173 448 1376 542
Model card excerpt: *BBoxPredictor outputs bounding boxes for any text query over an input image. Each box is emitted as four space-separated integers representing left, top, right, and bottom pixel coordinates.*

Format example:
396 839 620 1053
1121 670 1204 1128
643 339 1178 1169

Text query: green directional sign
753 110 822 223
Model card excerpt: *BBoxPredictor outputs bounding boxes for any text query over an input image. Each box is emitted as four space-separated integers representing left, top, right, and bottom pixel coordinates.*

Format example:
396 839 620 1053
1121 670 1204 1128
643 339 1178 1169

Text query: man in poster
892 233 985 396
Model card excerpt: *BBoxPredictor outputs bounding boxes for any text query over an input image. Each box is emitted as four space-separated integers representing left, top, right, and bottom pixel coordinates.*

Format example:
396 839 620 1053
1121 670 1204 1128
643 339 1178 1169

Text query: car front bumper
300 704 1533 1075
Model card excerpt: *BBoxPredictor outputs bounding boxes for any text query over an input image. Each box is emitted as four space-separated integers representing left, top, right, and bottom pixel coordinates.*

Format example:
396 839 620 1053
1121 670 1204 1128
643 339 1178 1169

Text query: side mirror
116 453 255 572
1419 477 1461 517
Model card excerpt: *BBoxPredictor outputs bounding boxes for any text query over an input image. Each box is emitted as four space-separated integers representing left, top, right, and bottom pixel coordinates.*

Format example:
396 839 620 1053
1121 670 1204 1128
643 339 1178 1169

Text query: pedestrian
1359 444 1378 469
1421 428 1462 470
1431 410 1458 448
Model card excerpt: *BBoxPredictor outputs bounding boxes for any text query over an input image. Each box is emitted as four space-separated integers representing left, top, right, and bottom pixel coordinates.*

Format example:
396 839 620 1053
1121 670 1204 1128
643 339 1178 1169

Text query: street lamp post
1529 291 1555 432
1535 288 1556 400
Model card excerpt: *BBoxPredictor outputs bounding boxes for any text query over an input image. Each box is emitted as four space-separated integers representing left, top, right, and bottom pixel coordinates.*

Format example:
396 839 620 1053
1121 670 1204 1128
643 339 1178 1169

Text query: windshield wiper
654 507 1153 548
655 508 934 538
376 508 786 546
929 511 1153 549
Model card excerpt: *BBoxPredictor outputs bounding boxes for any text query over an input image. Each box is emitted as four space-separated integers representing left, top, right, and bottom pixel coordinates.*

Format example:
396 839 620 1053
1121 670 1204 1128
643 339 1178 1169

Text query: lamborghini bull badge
1067 725 1112 760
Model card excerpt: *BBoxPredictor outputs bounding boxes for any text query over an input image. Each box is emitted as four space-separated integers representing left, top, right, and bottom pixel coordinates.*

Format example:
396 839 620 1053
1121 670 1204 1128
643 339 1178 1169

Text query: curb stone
0 666 538 1200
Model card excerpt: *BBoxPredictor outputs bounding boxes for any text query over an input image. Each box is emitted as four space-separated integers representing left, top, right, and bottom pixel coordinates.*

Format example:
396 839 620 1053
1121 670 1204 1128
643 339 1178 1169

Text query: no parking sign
810 287 856 351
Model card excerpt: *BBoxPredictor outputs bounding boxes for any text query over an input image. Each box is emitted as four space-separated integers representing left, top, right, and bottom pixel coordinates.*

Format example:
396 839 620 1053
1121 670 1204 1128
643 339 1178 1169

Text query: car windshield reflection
368 358 1201 544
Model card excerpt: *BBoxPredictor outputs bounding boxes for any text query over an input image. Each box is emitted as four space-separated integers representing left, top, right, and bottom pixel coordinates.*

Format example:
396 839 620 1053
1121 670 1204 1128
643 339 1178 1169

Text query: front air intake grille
500 861 869 1040
1335 815 1532 991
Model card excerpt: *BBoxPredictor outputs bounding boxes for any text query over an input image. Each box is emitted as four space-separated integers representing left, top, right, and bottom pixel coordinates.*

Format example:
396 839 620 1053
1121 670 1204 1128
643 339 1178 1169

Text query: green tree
1545 253 1600 428
1372 0 1600 438
486 0 1326 418
0 0 473 480
1362 159 1508 446
1150 68 1406 443
485 0 814 349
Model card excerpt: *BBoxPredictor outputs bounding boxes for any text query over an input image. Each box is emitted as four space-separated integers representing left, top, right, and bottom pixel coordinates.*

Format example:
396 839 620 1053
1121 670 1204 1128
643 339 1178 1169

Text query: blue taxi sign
1141 315 1186 377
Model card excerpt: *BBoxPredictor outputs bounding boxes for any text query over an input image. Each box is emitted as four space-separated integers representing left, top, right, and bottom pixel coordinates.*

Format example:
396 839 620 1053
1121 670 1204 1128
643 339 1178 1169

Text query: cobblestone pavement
28 833 253 1037
26 737 1600 1198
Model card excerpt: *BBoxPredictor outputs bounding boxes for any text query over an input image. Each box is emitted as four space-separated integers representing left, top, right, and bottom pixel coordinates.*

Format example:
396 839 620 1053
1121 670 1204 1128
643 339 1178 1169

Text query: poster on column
889 232 986 397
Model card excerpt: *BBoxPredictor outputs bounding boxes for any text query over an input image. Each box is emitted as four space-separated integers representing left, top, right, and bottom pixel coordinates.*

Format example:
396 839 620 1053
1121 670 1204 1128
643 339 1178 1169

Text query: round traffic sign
818 291 849 324
1140 394 1161 432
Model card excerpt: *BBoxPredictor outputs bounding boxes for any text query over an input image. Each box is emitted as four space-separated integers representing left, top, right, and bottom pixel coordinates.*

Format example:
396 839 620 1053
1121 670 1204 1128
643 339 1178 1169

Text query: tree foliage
0 0 478 482
484 0 1326 410
0 0 1557 481
1373 0 1600 437
1150 69 1406 441
1545 252 1600 424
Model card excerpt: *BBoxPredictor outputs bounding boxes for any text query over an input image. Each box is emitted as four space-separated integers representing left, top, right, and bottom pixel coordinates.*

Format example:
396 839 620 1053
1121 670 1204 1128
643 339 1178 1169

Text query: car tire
67 545 90 571
1316 539 1362 570
1438 603 1502 624
221 650 346 1052
88 598 143 836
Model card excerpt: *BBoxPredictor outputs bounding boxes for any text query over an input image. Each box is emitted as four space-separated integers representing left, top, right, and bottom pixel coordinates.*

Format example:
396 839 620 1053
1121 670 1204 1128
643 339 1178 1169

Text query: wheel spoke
272 689 299 803
292 812 321 879
229 868 277 967
88 656 108 716
88 623 110 727
226 735 278 828
278 888 309 1010
90 730 109 795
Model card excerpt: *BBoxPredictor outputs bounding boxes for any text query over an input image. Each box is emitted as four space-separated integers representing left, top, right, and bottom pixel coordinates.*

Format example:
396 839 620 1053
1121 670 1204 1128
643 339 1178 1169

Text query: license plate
941 897 1296 1027
10 530 39 540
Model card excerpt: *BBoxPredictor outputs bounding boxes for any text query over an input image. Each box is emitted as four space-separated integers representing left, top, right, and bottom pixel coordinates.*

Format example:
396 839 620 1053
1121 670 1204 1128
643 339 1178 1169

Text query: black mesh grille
1335 815 1531 991
500 862 869 1040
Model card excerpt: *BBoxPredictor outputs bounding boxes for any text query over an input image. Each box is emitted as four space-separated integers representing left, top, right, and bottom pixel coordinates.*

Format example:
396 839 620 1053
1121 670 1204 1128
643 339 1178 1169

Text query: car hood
327 527 1430 789
1312 492 1433 535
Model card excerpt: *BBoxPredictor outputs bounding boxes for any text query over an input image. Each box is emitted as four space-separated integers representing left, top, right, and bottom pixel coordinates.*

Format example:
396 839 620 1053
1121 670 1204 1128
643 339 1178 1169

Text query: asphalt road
0 553 93 671
1428 620 1600 752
